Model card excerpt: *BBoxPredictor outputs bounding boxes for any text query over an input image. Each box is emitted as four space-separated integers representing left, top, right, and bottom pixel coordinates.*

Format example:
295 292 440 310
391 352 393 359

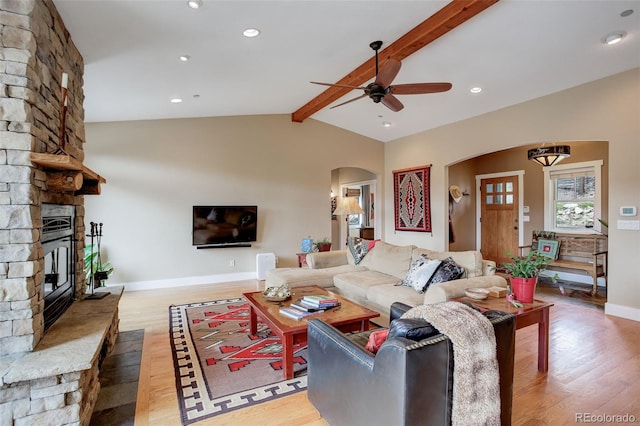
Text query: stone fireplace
1 1 117 424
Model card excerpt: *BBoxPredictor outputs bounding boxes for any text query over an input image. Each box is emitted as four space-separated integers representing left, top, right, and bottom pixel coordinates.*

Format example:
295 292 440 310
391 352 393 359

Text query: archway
331 167 379 250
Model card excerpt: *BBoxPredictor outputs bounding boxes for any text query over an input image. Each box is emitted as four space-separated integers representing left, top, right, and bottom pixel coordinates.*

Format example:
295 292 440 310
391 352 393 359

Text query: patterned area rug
169 297 308 425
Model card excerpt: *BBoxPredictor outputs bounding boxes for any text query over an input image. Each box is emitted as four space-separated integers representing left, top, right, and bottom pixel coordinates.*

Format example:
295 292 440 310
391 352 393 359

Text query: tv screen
192 206 257 246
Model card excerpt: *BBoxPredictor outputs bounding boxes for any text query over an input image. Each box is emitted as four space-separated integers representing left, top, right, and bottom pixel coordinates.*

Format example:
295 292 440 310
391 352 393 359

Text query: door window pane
485 184 493 193
506 182 513 192
496 195 503 204
496 183 503 192
506 194 514 204
486 195 493 204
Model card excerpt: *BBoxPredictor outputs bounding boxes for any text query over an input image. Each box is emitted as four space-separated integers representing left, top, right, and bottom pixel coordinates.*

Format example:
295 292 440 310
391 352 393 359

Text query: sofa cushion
333 270 399 300
361 241 415 279
265 265 365 288
413 249 483 278
388 318 439 341
365 329 390 354
365 283 425 312
423 256 466 292
400 255 442 292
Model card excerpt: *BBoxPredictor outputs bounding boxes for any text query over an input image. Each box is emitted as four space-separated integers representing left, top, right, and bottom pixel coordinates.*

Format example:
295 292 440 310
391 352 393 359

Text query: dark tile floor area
90 329 144 426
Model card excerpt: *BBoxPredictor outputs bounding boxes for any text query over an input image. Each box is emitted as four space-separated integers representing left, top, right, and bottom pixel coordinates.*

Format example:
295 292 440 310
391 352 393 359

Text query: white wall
384 68 640 320
84 115 383 289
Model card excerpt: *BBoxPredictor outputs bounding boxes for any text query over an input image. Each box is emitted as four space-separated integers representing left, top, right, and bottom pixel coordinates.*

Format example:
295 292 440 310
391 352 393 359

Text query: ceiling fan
311 40 452 112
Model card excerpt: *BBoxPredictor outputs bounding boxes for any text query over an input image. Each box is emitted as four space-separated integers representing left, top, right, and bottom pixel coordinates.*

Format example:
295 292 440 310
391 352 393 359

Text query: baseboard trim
106 272 258 292
604 302 640 322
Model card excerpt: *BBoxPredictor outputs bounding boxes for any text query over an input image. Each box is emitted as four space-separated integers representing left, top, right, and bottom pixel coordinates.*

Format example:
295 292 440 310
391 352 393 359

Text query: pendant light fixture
527 145 571 167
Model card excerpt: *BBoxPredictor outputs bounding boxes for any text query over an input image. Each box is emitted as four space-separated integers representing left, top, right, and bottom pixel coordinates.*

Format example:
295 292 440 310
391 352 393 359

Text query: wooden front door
480 176 519 266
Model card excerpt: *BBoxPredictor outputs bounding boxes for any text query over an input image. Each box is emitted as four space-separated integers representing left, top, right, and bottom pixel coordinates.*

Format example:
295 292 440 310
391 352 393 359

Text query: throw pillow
365 329 389 354
388 318 439 341
423 256 466 292
348 237 371 265
399 255 442 293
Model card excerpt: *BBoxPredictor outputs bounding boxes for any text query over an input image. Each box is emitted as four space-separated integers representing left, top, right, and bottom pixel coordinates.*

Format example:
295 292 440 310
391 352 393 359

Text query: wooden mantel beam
291 0 499 123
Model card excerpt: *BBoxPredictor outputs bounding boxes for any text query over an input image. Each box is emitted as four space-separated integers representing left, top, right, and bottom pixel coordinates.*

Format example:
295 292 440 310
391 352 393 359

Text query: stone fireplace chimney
1 1 116 424
1 0 87 356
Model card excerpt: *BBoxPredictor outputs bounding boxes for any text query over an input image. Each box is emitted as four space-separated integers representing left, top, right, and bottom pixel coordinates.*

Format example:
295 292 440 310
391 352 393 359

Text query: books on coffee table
278 306 317 320
302 295 339 308
290 298 340 312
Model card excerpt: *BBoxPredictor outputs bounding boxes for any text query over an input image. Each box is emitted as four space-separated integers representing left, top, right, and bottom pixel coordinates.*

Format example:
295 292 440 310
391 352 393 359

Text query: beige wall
449 141 609 251
84 115 383 286
384 68 640 318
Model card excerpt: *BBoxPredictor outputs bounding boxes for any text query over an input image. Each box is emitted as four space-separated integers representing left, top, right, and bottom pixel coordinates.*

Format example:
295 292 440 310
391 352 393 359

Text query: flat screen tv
192 206 257 246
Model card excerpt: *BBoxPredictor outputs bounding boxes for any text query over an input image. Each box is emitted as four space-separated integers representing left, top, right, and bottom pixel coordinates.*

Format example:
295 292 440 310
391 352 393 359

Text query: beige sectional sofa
265 241 507 316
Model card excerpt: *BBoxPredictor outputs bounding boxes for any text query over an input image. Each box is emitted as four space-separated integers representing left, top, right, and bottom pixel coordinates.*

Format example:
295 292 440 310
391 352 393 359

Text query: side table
296 253 309 268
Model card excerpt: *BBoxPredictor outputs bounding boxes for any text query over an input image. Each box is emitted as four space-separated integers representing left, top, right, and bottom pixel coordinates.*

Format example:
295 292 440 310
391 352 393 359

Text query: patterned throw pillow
422 256 466 292
399 255 442 293
348 237 370 265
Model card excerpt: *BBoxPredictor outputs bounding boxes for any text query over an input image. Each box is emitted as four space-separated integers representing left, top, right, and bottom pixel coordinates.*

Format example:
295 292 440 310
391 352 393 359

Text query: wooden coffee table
243 286 379 379
453 296 554 372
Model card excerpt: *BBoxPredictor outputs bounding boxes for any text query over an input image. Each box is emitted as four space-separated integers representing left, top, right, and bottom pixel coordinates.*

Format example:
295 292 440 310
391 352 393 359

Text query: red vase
510 277 538 303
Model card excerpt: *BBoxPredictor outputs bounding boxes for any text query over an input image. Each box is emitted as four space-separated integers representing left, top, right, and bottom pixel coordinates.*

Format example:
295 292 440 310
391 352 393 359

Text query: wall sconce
527 145 571 167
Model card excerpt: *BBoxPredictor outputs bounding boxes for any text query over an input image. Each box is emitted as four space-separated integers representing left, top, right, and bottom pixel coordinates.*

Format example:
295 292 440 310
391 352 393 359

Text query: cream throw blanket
401 302 501 426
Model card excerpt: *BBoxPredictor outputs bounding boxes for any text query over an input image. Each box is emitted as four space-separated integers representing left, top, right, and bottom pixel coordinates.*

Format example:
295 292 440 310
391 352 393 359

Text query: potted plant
313 237 332 252
501 250 551 303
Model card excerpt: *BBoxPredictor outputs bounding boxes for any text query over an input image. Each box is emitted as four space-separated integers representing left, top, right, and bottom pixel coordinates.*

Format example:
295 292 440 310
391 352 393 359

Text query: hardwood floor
119 280 640 425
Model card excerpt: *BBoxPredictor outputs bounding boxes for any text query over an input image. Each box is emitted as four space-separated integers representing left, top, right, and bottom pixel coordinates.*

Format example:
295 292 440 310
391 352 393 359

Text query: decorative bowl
465 288 490 300
262 285 291 302
264 294 291 302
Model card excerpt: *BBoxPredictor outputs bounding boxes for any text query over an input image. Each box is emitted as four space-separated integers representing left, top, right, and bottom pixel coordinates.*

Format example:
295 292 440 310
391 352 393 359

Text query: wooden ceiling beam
291 0 499 123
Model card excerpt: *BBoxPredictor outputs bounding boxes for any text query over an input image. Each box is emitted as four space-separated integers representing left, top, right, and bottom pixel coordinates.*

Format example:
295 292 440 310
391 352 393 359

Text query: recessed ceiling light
243 28 260 38
602 31 627 45
170 98 183 104
382 121 392 128
179 55 191 62
469 86 482 94
187 0 203 9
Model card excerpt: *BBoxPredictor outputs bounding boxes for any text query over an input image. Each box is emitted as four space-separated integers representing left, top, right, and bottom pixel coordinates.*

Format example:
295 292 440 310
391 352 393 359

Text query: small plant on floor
84 244 114 288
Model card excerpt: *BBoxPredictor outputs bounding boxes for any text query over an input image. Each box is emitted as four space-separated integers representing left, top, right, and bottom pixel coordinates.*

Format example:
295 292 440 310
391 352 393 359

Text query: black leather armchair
307 302 516 426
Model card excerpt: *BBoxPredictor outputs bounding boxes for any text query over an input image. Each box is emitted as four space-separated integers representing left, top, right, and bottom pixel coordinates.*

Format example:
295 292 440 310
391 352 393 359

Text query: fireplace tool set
86 221 110 300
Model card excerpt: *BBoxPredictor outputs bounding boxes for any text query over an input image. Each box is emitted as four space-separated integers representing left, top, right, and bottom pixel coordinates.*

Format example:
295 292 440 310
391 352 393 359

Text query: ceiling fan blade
311 81 367 90
381 94 404 112
375 58 401 88
389 82 453 95
330 93 368 109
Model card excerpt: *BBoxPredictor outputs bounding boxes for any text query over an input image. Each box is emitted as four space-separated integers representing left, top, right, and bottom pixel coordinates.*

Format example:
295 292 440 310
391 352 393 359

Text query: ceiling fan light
243 28 260 38
187 0 203 9
527 145 571 166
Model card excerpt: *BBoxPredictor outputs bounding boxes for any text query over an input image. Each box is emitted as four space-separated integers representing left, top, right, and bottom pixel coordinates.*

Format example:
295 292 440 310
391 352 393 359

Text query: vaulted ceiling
53 0 640 142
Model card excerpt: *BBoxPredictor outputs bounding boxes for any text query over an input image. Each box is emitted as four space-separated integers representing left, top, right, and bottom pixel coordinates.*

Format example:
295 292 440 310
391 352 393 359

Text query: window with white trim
543 160 603 233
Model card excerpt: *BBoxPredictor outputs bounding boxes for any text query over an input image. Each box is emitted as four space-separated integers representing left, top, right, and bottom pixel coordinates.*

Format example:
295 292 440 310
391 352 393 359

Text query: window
543 160 603 232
